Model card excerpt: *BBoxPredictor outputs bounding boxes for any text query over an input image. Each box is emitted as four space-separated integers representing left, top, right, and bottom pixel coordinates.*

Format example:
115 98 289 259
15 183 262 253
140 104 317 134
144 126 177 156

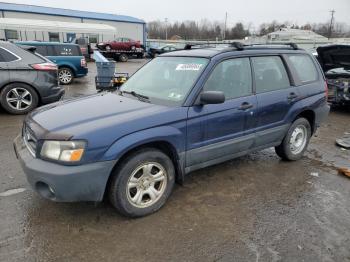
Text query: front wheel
58 67 74 85
275 118 311 161
108 148 175 217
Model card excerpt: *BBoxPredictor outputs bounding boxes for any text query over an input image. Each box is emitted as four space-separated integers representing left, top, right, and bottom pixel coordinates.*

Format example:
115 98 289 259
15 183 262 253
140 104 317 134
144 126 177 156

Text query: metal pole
165 18 168 40
223 12 227 40
328 10 335 39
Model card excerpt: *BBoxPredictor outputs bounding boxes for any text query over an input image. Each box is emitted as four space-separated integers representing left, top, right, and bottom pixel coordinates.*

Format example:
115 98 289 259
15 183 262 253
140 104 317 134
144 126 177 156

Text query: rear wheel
108 148 175 218
118 54 128 62
0 83 38 114
58 67 74 85
275 118 311 161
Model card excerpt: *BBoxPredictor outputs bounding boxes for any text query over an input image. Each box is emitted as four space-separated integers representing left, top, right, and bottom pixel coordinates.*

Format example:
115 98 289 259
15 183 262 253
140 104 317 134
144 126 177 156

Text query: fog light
36 182 56 200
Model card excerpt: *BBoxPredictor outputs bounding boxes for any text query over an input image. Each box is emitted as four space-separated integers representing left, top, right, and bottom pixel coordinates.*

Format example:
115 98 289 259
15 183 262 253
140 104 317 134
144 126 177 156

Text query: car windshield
120 57 209 106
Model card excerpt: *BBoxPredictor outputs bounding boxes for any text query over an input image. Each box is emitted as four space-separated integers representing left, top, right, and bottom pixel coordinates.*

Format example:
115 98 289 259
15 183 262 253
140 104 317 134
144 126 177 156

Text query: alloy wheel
6 87 32 111
126 162 167 208
59 69 72 84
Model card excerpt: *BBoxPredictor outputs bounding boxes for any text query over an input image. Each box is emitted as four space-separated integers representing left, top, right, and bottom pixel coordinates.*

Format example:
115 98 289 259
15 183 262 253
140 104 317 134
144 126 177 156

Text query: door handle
287 93 298 100
238 102 253 110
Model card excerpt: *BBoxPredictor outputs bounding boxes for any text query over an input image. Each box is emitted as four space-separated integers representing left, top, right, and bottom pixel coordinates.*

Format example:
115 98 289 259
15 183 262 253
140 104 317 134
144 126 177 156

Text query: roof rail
245 42 299 50
183 42 299 51
184 42 244 50
229 42 244 50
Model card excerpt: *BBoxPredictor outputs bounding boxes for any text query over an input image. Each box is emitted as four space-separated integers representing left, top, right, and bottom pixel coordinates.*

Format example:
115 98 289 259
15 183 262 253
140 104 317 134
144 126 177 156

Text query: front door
186 57 257 169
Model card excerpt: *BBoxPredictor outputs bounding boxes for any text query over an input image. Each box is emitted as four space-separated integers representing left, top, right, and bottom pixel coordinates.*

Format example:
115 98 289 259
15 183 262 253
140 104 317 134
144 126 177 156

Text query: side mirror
199 91 225 105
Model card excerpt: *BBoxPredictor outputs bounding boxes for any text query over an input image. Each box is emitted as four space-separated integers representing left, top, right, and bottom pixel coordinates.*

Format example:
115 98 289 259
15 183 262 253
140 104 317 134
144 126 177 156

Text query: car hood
316 45 350 72
28 92 187 146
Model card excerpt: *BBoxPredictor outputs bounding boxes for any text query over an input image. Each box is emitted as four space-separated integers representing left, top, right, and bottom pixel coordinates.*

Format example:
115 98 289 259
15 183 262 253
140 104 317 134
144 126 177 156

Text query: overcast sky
2 0 349 27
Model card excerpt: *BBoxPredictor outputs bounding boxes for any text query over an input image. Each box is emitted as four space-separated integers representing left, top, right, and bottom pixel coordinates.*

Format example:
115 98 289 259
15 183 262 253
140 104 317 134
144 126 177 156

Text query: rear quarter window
54 45 81 56
287 54 318 83
0 47 19 62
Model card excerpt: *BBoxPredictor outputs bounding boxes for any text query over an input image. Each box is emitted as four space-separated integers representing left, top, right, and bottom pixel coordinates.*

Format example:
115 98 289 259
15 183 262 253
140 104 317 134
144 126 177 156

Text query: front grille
23 124 37 157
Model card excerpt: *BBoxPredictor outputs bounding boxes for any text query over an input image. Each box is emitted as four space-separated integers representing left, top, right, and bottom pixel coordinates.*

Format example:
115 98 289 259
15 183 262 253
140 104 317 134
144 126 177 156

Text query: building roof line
0 2 145 24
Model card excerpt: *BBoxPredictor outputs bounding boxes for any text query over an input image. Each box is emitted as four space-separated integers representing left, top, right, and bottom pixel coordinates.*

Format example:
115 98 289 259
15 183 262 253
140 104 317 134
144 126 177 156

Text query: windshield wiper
119 90 150 102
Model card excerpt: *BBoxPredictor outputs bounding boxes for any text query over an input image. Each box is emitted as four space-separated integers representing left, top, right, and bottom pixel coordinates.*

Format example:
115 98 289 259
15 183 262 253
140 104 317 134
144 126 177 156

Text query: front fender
102 125 186 162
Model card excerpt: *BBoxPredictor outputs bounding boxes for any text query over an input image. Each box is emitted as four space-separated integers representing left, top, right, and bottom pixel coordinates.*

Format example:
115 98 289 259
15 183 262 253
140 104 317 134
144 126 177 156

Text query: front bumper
41 86 65 104
14 135 116 202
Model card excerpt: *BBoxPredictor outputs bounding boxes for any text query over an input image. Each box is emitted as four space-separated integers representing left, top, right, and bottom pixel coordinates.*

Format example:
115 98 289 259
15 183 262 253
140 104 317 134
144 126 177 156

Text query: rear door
186 57 257 168
252 55 297 147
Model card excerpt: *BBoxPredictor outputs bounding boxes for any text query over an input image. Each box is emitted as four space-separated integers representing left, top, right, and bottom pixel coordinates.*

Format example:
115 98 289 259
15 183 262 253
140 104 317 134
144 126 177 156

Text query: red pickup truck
97 38 143 51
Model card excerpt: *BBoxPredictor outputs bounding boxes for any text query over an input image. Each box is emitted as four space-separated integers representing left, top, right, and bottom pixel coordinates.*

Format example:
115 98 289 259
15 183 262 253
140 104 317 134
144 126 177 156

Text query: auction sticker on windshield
176 64 203 71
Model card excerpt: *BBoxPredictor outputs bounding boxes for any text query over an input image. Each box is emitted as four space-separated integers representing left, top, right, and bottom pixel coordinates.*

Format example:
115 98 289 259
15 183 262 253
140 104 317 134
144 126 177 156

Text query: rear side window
252 56 290 93
33 45 48 56
203 58 252 99
54 45 81 56
0 48 19 62
287 54 318 83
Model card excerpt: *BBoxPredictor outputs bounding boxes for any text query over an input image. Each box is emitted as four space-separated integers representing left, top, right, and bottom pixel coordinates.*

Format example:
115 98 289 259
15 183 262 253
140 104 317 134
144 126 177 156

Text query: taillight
31 63 57 71
325 81 328 100
81 58 87 68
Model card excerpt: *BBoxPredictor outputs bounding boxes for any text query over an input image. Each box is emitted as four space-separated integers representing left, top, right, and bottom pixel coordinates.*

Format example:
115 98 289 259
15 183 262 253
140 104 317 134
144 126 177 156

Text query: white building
266 28 328 42
0 2 146 45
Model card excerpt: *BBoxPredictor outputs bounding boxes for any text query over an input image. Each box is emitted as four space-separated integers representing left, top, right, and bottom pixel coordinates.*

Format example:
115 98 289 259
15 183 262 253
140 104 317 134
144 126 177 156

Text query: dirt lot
1 61 350 262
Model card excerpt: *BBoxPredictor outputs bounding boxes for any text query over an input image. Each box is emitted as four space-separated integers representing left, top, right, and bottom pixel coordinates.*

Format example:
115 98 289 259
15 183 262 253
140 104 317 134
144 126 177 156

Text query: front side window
288 54 318 83
49 32 60 42
120 57 209 106
203 58 252 100
252 56 290 93
5 29 18 40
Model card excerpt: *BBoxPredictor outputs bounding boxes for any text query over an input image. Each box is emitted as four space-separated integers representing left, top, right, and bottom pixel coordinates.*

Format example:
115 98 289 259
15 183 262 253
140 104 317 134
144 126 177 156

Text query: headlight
40 140 86 162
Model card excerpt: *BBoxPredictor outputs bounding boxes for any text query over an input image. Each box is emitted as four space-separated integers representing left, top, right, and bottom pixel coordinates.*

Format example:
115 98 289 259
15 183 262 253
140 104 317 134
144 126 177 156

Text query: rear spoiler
18 45 37 52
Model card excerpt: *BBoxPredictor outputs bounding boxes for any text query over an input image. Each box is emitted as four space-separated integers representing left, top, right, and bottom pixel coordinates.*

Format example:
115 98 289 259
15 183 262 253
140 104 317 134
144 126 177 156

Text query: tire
275 117 311 161
108 148 175 218
118 54 128 62
58 67 74 85
0 83 39 115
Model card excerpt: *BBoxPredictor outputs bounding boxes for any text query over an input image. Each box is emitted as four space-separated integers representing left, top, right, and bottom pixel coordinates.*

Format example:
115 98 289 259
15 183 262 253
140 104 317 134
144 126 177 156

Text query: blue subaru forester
14 43 329 217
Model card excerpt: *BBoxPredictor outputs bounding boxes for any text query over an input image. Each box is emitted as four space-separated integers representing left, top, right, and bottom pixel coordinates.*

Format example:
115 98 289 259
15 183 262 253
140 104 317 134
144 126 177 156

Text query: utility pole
328 9 335 39
165 18 168 40
223 12 227 40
